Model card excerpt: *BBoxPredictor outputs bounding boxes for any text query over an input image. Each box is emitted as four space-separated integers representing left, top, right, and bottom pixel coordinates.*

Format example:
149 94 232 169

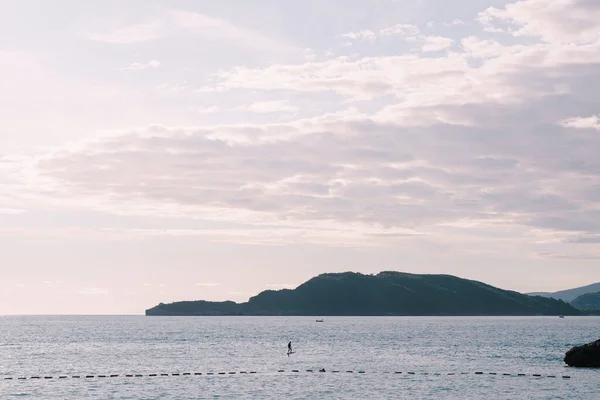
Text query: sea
0 316 598 399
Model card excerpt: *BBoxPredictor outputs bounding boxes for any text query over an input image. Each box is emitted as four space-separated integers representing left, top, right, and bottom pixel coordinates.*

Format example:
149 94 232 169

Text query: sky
1 0 600 314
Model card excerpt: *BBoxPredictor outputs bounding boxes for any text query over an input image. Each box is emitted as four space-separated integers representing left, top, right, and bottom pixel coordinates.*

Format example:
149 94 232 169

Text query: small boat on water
316 319 324 322
559 315 565 318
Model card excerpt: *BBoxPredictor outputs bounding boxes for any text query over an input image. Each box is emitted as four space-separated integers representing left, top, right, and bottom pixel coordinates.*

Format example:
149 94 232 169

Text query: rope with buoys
1 370 572 380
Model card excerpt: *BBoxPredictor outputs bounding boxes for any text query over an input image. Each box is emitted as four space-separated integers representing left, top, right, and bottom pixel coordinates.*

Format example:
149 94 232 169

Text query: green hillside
571 292 600 312
146 271 580 316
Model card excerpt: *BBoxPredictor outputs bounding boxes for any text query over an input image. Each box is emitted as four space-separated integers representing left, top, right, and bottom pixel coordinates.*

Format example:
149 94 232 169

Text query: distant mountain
571 292 600 311
527 282 600 302
146 271 579 316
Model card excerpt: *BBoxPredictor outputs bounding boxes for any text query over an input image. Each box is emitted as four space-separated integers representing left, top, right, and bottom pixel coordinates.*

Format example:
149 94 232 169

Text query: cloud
206 54 471 101
265 283 296 289
338 24 419 42
380 24 420 37
86 22 163 44
198 106 220 114
5 0 600 258
26 81 600 248
338 30 377 42
444 19 465 26
156 82 187 94
337 23 452 53
227 291 252 296
567 235 600 244
79 288 109 296
478 0 600 43
84 9 301 59
0 208 25 214
0 224 423 247
239 101 299 114
208 19 600 105
195 282 220 287
536 251 600 260
560 114 600 130
121 60 161 71
421 36 455 52
168 9 301 56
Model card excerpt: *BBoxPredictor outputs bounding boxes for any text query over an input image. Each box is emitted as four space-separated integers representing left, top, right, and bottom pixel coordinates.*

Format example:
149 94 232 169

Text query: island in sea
145 271 580 316
571 292 600 314
528 281 600 302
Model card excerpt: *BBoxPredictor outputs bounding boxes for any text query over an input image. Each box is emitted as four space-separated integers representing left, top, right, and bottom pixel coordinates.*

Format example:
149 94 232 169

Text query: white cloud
85 9 302 59
156 82 187 94
0 208 25 214
3 0 600 263
86 22 162 44
379 24 420 37
0 223 424 247
304 48 317 61
208 28 600 107
198 106 220 114
12 38 597 254
227 291 252 296
22 74 600 249
168 9 301 56
338 24 419 42
338 29 377 42
444 19 465 26
143 283 166 287
196 282 220 287
121 60 161 71
421 36 454 52
337 23 453 53
536 251 600 260
478 0 600 43
79 288 109 296
560 114 600 130
240 101 299 114
206 54 471 101
137 226 422 247
265 283 296 289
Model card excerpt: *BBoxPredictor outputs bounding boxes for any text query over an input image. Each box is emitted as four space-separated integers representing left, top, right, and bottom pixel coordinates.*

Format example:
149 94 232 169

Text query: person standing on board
288 341 292 356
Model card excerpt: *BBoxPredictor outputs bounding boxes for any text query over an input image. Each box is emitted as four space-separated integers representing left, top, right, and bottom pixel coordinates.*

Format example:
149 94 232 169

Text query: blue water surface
0 316 598 399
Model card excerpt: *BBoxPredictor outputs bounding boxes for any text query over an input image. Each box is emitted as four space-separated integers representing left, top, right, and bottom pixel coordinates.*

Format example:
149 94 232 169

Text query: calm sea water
0 316 598 399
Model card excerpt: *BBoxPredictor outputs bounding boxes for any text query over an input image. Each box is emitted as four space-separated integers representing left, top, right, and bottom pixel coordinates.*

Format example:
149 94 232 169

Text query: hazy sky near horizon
1 0 600 314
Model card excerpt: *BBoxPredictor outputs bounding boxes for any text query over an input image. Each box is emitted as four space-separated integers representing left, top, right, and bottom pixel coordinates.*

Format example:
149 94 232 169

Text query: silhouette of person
288 341 292 355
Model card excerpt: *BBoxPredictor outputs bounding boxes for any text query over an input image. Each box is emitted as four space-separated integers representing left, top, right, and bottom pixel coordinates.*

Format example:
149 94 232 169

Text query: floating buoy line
0 370 572 381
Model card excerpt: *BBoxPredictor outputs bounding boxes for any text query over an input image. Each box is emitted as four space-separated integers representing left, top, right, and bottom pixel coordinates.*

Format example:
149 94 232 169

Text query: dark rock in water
564 339 600 367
